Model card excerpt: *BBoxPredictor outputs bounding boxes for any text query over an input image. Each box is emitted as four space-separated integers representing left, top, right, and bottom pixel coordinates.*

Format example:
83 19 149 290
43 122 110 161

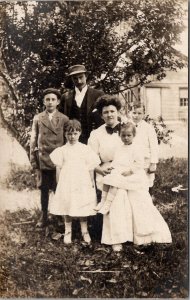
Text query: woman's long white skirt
101 188 172 245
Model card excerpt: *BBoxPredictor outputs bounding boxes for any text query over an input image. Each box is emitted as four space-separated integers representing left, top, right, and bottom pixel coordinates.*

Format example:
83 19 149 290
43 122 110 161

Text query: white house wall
142 67 188 121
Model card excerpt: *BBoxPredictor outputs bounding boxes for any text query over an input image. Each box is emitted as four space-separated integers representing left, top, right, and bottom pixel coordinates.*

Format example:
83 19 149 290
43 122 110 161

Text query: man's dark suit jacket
59 87 104 143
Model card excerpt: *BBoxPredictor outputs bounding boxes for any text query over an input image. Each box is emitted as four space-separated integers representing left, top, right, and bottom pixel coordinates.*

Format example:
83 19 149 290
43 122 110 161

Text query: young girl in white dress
96 122 172 248
49 119 100 244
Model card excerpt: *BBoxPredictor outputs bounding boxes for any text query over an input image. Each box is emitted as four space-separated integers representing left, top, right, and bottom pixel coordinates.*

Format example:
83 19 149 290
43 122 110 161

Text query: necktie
50 116 57 127
105 123 121 135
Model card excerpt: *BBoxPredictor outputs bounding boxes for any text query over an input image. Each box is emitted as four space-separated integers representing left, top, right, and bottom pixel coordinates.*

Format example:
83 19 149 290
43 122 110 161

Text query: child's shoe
82 231 91 244
112 243 123 252
64 231 72 244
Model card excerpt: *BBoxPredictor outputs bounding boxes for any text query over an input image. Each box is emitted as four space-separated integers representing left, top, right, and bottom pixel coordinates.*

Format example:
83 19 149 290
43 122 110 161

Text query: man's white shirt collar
75 85 88 107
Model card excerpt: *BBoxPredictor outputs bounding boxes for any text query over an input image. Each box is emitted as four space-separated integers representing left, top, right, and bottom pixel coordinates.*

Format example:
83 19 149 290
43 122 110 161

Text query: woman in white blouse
88 95 131 252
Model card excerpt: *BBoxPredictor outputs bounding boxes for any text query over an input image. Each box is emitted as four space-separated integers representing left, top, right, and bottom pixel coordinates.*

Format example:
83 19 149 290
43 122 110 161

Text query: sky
174 3 188 56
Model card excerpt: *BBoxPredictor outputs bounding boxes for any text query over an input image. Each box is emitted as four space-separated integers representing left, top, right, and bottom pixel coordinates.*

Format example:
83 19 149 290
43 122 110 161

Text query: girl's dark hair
95 94 122 115
120 122 136 137
64 119 82 132
132 102 145 114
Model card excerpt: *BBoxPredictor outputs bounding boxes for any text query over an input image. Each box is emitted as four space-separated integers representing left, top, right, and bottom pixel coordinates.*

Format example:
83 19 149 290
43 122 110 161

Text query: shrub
153 158 188 201
144 115 174 145
5 165 36 191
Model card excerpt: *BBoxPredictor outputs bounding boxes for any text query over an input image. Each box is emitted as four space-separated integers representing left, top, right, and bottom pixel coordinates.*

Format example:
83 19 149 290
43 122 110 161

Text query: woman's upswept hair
95 94 122 115
121 122 136 137
64 119 82 132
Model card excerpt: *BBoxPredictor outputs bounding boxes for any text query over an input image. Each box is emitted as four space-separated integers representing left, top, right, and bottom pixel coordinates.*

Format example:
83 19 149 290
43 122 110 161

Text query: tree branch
0 69 19 102
100 36 144 84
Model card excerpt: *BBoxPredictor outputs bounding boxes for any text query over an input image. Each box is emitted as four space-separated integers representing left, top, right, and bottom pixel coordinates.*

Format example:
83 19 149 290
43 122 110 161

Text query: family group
30 65 172 252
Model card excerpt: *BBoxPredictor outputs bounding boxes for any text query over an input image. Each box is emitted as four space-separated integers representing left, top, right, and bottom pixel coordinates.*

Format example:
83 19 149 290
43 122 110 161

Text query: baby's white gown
49 142 100 217
102 143 172 245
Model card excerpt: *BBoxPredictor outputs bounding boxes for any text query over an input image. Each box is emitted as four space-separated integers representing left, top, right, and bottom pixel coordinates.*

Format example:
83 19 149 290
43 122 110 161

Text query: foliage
0 0 187 98
144 115 174 144
5 165 36 191
0 1 187 151
0 189 188 298
153 157 188 201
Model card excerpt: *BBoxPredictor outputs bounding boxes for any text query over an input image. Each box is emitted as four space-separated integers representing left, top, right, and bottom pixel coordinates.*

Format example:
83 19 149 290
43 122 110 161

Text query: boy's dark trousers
40 169 57 225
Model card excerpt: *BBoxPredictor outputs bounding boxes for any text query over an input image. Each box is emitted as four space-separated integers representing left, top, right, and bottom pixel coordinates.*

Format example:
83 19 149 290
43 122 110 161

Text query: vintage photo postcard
0 0 188 298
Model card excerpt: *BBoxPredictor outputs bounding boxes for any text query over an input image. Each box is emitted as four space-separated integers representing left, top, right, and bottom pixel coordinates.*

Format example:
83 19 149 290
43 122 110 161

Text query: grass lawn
0 158 188 298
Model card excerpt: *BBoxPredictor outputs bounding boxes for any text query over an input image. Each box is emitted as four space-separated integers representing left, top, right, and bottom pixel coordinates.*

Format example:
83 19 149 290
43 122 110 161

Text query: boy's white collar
132 119 143 126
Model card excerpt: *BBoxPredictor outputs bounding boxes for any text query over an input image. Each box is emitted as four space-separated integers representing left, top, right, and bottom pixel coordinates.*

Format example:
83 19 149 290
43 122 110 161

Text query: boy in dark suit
59 65 104 144
30 88 69 227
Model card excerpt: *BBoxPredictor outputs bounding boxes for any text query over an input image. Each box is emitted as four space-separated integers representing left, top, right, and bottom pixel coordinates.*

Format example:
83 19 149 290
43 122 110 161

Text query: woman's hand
148 163 157 174
122 170 133 177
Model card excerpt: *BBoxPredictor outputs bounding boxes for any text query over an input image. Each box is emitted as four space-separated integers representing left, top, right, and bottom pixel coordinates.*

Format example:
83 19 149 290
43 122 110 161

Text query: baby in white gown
95 122 148 214
95 122 172 246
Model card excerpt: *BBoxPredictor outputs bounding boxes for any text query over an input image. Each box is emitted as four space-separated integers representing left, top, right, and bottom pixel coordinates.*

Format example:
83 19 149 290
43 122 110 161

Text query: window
124 92 128 102
128 91 131 103
179 88 188 106
138 87 141 99
131 92 133 103
180 98 188 106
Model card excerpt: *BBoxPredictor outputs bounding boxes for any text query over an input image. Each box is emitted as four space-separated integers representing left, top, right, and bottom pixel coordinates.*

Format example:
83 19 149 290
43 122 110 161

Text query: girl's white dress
102 142 172 245
49 142 100 217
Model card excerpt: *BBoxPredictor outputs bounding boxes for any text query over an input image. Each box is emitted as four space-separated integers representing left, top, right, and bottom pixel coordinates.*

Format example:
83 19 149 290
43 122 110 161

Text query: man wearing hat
30 88 69 227
59 65 104 144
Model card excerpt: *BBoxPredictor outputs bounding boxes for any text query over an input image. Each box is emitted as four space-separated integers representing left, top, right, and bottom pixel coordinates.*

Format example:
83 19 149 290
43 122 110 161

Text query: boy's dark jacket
30 110 68 170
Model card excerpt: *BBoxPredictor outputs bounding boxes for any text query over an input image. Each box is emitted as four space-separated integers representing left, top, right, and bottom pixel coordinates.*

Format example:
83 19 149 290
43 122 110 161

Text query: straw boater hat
67 65 87 76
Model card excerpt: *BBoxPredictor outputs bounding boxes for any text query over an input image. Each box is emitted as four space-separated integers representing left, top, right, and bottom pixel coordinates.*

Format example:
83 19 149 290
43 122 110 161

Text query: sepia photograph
0 0 188 298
